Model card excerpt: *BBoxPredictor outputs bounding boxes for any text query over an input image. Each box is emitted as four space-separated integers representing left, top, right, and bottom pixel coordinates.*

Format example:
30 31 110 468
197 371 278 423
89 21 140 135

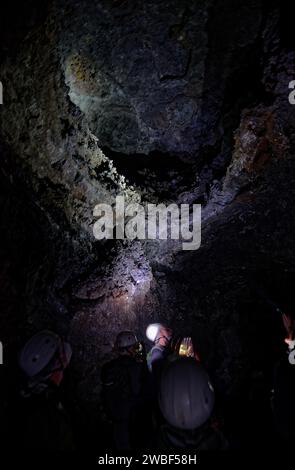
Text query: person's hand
283 313 295 348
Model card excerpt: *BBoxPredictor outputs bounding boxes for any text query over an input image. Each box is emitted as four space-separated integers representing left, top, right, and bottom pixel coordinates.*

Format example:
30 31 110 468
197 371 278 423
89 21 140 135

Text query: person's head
146 323 173 347
158 357 215 431
18 330 72 392
114 331 140 357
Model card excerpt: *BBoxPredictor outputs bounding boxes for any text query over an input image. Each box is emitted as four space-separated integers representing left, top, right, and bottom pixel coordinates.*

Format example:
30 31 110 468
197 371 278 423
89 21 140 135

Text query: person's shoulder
101 357 121 377
108 355 139 372
150 345 164 355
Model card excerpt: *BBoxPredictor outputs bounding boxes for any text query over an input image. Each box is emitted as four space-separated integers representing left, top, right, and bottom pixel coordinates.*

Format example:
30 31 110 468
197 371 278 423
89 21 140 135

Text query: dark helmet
115 331 139 350
159 357 215 430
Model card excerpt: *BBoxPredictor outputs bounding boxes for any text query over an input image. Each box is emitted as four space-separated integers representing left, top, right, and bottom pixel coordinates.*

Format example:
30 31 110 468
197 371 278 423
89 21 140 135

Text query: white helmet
146 323 172 343
146 323 162 342
159 357 215 430
19 330 61 377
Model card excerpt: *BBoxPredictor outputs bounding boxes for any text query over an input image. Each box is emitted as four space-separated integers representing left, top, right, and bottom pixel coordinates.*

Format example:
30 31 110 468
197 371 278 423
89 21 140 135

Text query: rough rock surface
60 0 263 158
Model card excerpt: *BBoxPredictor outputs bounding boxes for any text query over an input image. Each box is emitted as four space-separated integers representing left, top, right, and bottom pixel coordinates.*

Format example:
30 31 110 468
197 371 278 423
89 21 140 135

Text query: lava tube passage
0 0 295 464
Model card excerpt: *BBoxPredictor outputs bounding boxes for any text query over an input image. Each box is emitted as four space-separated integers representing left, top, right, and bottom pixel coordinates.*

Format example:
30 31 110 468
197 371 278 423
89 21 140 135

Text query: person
157 357 228 450
146 323 173 384
101 331 152 451
272 312 295 445
12 330 74 450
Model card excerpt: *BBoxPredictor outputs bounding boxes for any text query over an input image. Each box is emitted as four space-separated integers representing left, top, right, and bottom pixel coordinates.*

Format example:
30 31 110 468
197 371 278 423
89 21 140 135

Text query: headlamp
146 323 162 342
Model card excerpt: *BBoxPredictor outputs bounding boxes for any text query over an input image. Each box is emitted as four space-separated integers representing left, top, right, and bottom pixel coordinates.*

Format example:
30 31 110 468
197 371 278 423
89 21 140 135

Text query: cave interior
0 0 295 453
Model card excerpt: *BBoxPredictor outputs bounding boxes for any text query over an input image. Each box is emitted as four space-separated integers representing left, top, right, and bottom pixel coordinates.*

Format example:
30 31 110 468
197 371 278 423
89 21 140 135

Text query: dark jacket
273 354 295 443
5 389 74 450
157 422 228 451
101 354 153 450
101 354 149 421
147 344 176 388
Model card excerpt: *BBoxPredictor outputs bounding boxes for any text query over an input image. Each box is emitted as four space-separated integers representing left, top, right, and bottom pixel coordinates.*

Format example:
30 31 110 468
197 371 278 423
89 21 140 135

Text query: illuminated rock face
60 0 263 158
0 0 295 430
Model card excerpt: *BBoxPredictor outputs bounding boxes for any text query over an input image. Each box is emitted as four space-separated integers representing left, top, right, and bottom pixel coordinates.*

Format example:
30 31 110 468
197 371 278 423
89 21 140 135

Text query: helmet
19 330 60 377
289 349 295 365
159 357 215 430
146 323 162 342
115 331 138 350
146 323 172 343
